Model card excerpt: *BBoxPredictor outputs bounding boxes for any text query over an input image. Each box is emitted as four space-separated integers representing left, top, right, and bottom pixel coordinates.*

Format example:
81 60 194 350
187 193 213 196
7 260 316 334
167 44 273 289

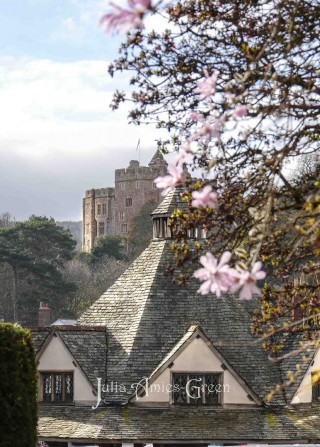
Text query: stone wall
82 150 167 251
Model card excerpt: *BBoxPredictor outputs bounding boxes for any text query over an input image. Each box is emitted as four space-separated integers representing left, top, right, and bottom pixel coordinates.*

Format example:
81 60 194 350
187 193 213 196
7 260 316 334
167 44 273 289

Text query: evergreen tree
0 216 76 324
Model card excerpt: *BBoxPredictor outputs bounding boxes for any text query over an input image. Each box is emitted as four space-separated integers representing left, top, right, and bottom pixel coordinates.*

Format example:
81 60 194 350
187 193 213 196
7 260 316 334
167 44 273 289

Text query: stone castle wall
82 151 167 251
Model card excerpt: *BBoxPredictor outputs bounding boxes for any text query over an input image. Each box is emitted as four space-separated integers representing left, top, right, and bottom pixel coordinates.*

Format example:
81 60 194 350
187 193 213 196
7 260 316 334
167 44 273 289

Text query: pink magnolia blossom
193 69 219 102
194 251 235 297
154 160 184 196
176 144 192 164
100 0 151 34
191 185 218 209
231 262 266 300
232 105 247 119
189 117 223 143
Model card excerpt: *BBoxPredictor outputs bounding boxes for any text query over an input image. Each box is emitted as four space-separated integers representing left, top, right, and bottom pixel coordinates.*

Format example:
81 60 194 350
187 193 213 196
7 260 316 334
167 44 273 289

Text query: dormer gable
132 326 261 407
35 327 106 405
291 344 320 405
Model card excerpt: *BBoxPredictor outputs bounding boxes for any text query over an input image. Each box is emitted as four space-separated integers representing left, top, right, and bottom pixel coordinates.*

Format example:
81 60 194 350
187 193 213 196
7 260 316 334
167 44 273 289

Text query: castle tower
82 149 167 251
114 149 167 236
82 187 115 252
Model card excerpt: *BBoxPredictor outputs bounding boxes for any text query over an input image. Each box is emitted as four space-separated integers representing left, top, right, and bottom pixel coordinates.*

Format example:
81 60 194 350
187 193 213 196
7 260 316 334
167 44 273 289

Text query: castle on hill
82 149 167 251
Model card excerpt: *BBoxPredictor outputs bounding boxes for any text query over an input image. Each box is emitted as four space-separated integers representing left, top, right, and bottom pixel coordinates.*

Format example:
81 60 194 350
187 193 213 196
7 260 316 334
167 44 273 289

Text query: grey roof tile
78 238 285 405
30 326 107 389
151 186 188 216
38 406 320 442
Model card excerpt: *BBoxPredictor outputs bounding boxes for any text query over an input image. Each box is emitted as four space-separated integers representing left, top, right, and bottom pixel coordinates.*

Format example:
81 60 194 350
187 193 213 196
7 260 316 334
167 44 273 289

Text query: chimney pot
39 302 51 327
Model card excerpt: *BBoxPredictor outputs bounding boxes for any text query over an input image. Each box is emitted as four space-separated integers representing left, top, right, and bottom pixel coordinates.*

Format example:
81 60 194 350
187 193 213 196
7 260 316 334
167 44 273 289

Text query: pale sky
0 0 167 221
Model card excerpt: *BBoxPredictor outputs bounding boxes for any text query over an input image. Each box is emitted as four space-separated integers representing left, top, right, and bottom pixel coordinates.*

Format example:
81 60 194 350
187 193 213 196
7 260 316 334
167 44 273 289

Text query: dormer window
172 373 222 405
41 372 74 403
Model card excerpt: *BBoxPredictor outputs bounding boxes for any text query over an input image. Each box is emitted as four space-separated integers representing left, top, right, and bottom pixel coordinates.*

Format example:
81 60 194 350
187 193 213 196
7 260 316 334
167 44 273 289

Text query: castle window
136 181 142 189
172 373 221 405
121 224 128 233
107 222 111 234
102 203 107 214
41 372 73 403
120 182 125 190
153 182 157 189
99 222 105 235
86 224 89 235
119 212 125 221
126 198 132 207
97 204 101 215
312 372 320 403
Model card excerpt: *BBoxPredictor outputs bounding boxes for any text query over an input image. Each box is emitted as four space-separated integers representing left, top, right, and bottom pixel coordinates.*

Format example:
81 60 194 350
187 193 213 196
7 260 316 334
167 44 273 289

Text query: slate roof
148 148 168 167
149 325 199 379
51 319 77 326
30 326 107 389
151 186 188 216
38 405 320 443
58 328 107 389
78 237 285 405
277 334 318 402
29 327 51 353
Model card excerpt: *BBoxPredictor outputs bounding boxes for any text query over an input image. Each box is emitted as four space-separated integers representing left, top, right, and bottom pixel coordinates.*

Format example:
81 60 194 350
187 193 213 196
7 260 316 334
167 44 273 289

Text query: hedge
0 323 37 447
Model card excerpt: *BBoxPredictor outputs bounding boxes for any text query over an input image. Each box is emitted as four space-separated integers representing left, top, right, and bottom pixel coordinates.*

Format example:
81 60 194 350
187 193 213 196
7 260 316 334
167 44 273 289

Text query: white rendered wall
291 347 320 404
137 337 253 405
38 334 95 404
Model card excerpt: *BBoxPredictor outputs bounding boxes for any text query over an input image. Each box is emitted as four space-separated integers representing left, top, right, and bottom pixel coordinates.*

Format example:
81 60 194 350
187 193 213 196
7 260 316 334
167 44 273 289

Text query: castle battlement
85 187 115 198
82 149 168 251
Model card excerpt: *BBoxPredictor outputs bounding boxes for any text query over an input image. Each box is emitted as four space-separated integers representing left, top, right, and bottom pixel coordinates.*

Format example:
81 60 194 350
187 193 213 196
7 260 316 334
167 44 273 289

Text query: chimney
39 302 51 327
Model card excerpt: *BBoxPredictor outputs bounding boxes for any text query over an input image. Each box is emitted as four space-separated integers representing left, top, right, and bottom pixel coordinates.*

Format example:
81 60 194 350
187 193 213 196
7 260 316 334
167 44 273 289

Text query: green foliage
91 234 126 262
128 200 157 259
0 216 77 324
0 323 37 447
74 250 95 265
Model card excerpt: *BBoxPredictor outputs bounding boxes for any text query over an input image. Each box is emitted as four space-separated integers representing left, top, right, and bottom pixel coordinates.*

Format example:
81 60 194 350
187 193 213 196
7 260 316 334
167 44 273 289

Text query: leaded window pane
205 374 220 404
173 374 188 403
172 373 221 405
42 372 74 403
54 374 63 401
43 374 52 402
65 373 74 402
188 375 203 405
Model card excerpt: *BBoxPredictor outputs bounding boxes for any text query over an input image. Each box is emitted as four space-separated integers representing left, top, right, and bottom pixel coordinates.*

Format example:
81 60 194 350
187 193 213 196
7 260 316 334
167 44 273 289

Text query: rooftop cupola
151 187 207 239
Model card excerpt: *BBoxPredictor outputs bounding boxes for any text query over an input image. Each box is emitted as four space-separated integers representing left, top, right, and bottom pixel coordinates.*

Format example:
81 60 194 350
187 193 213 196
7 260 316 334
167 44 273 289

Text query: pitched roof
38 405 320 443
30 326 107 389
141 325 260 403
51 319 77 326
277 334 318 402
151 186 188 216
148 148 168 167
78 238 285 405
29 327 51 353
148 325 199 379
58 328 106 388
